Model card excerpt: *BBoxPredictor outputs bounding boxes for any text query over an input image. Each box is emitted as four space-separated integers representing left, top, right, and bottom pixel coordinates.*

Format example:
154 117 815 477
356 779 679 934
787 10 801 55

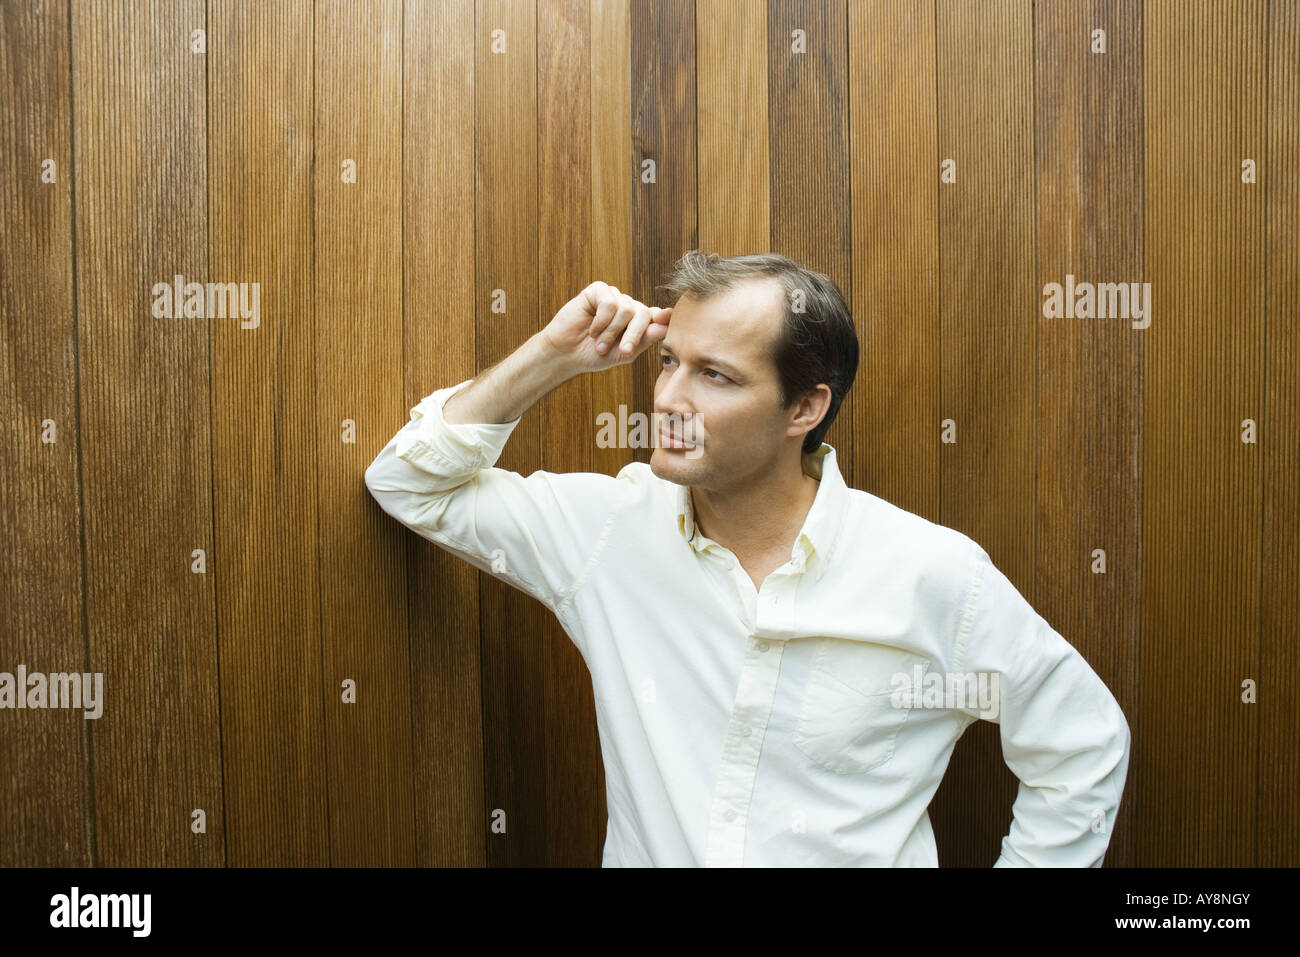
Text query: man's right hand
539 282 672 374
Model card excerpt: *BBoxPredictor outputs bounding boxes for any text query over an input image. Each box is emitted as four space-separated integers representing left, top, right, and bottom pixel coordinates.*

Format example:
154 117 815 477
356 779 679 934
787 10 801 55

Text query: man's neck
691 461 820 562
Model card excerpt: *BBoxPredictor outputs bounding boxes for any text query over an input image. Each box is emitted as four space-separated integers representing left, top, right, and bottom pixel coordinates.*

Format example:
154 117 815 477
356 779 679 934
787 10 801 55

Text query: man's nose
655 376 699 432
654 367 692 415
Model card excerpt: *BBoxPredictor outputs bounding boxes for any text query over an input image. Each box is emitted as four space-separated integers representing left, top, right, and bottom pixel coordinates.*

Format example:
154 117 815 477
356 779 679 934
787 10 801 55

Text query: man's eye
660 356 727 383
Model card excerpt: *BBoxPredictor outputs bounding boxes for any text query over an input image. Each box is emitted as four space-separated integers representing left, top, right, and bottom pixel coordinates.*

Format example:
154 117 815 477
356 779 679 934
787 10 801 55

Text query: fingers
598 298 637 354
591 293 639 355
586 287 622 344
585 286 672 358
629 306 672 351
643 307 672 342
616 304 654 355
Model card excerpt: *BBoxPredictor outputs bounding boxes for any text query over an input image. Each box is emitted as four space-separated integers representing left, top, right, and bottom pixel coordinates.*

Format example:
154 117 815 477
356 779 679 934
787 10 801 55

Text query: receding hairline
664 271 789 310
660 278 790 379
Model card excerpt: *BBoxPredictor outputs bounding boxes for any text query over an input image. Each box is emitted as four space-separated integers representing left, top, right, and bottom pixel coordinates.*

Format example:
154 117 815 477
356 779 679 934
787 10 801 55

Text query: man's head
648 250 859 493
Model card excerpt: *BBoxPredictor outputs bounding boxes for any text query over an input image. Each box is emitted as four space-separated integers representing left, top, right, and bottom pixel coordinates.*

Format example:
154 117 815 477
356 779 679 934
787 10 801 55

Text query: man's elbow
1113 707 1132 770
363 456 401 511
1078 698 1132 815
363 464 419 534
1100 707 1132 814
362 456 458 538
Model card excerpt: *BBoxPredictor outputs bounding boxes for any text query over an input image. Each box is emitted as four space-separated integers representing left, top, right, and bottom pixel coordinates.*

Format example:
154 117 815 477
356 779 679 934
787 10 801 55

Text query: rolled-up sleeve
953 544 1131 867
363 377 620 614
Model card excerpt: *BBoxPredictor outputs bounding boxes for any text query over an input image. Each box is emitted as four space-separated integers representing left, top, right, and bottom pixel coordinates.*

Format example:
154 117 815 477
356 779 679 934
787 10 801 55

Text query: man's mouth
657 428 697 450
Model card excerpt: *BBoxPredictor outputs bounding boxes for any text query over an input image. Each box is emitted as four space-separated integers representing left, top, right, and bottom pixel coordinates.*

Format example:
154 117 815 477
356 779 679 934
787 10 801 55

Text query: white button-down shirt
364 377 1131 867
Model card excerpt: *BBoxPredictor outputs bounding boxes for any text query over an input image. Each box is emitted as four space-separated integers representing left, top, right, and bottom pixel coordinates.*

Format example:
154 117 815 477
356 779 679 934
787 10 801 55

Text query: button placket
704 636 786 867
757 569 797 633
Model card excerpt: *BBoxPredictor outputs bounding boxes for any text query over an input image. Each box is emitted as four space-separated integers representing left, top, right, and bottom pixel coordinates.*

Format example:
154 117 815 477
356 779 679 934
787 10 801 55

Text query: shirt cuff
395 377 523 474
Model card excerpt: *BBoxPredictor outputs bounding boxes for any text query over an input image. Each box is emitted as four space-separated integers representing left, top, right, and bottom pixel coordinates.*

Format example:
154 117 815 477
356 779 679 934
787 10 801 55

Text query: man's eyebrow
658 344 744 378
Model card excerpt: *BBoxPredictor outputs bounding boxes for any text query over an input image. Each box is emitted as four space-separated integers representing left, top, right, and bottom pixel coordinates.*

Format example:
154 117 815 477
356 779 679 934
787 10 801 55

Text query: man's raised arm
363 282 671 614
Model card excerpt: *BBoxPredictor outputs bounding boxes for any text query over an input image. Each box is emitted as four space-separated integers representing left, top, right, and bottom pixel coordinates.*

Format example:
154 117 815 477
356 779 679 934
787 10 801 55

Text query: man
364 250 1131 867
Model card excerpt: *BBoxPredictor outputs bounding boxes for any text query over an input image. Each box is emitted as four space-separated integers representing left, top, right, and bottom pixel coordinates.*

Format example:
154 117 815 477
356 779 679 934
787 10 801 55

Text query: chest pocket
793 637 932 774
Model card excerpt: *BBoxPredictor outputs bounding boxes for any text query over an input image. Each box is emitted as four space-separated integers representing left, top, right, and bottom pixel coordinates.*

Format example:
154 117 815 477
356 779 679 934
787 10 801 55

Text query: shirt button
757 641 770 653
724 808 736 822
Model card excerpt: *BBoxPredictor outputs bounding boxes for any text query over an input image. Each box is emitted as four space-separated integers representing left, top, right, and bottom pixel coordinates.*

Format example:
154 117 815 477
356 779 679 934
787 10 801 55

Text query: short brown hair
657 250 859 454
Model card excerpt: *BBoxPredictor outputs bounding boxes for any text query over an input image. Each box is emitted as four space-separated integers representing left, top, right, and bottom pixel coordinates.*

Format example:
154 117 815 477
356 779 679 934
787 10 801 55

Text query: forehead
665 277 785 370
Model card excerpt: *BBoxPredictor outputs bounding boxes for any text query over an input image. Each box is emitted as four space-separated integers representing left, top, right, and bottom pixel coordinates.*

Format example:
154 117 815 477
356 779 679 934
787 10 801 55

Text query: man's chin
649 444 704 481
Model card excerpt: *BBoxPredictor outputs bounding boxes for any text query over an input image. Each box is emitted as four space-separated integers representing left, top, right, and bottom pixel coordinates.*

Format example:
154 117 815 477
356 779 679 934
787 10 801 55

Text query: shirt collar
674 442 846 582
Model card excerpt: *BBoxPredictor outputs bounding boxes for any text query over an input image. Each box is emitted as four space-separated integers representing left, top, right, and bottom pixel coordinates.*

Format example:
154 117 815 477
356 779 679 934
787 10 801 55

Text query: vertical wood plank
0 0 93 867
208 0 325 865
697 0 769 255
590 0 636 482
315 0 412 865
536 0 607 866
1142 0 1265 866
1033 0 1144 867
930 0 1036 866
767 0 852 479
1261 0 1299 868
70 0 224 865
403 0 486 867
476 0 544 866
849 0 939 538
578 0 637 862
631 0 696 438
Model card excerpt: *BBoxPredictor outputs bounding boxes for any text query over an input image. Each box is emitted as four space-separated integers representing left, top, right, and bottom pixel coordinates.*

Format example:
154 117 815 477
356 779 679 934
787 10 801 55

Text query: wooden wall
1 0 1295 867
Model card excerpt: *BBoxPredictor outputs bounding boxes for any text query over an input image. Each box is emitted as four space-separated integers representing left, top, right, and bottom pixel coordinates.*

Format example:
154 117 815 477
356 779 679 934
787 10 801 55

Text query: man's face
649 278 800 493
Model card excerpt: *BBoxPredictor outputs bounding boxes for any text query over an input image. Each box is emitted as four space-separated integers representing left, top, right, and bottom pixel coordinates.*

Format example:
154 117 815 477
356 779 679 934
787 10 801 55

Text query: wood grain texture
208 0 325 868
475 0 545 866
930 0 1036 866
1032 0 1144 868
1260 0 1299 868
314 0 413 865
1142 0 1266 866
631 0 696 445
70 0 223 865
0 0 93 867
850 0 939 519
767 0 853 482
590 0 636 482
403 0 486 868
697 0 769 254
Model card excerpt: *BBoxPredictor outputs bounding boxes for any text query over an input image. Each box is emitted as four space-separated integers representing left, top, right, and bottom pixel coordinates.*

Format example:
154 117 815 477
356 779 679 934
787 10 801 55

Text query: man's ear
797 384 832 429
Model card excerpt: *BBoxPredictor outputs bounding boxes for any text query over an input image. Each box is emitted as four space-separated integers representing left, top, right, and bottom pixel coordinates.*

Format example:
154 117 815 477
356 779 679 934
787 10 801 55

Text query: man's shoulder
844 485 984 575
525 459 661 512
499 459 661 518
611 460 676 505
